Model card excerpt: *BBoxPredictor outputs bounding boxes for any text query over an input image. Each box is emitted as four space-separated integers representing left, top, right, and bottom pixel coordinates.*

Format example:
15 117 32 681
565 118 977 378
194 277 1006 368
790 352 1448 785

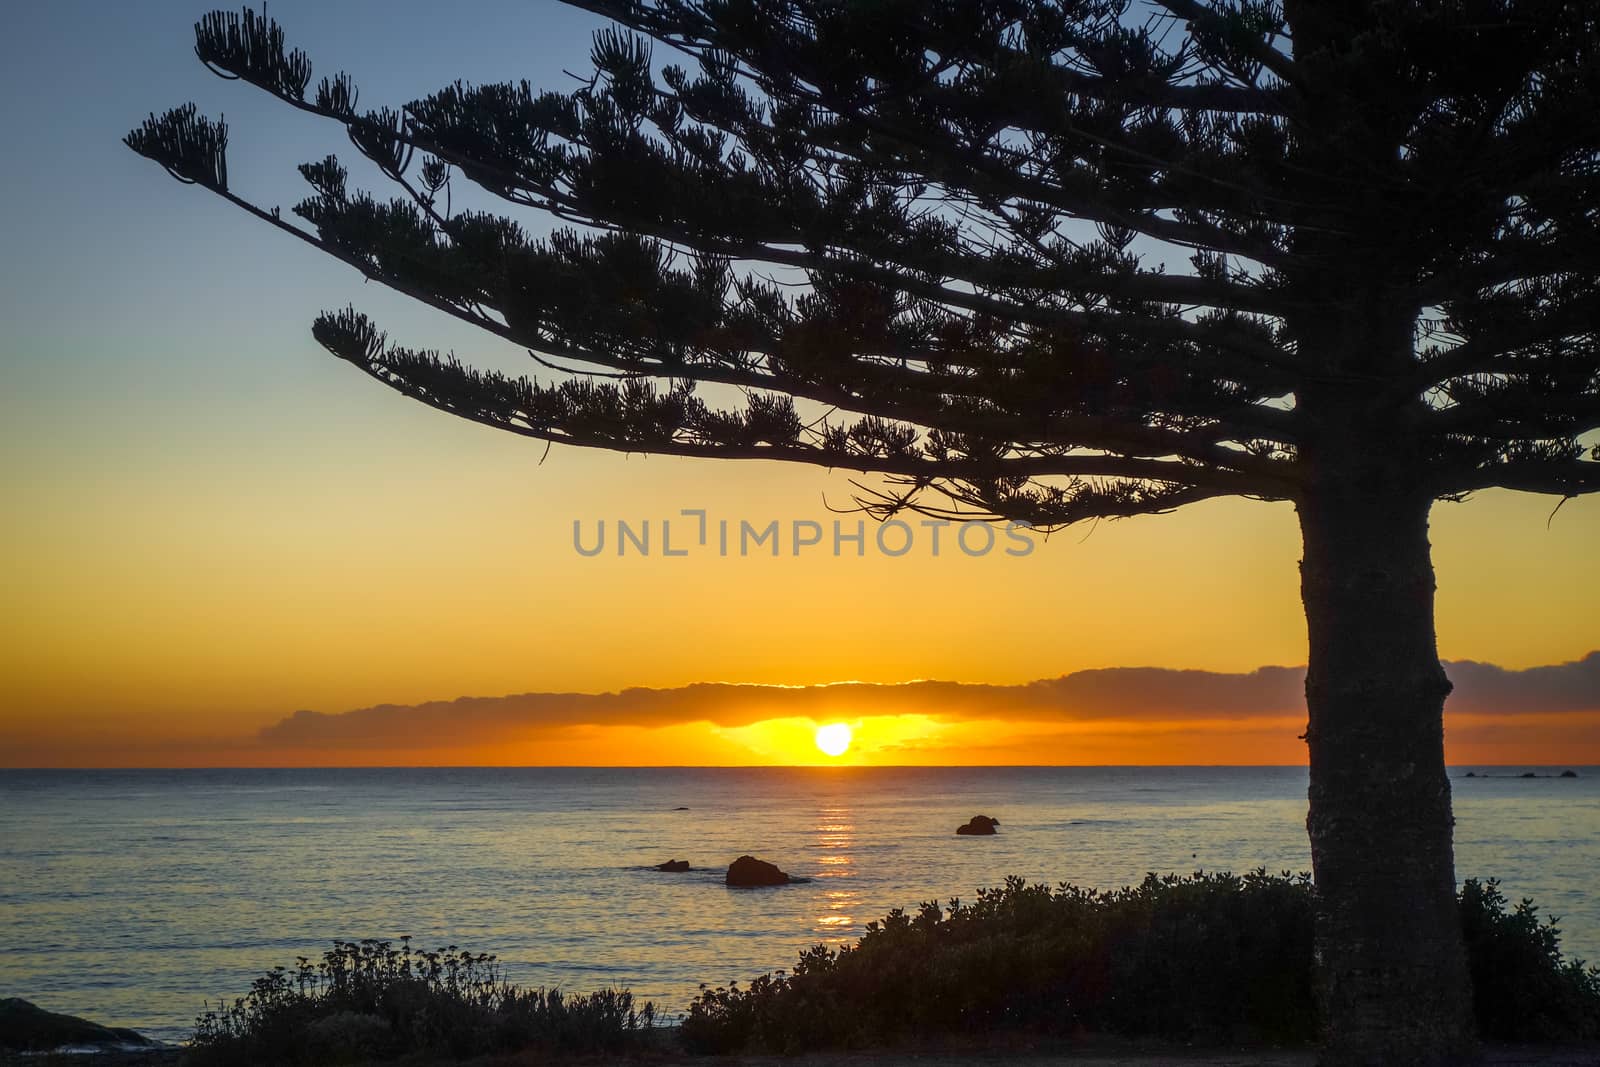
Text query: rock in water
725 855 793 886
655 859 691 872
956 815 1000 836
1561 770 1579 778
0 998 155 1053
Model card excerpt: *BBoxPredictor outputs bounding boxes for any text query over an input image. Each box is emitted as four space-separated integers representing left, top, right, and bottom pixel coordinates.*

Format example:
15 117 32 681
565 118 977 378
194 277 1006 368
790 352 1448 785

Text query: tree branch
1446 458 1600 497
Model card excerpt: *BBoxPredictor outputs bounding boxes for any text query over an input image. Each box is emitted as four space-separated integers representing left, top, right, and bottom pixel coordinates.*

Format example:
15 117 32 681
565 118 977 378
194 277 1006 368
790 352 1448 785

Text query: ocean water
1 766 1596 1044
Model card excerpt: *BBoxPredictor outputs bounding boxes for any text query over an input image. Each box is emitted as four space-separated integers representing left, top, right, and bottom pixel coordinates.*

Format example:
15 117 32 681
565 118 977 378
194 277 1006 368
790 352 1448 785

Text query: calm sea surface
2 766 1596 1043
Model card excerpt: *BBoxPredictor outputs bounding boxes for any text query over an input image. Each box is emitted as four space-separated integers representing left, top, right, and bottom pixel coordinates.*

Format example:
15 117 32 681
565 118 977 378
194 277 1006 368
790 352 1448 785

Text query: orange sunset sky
2 3 1597 768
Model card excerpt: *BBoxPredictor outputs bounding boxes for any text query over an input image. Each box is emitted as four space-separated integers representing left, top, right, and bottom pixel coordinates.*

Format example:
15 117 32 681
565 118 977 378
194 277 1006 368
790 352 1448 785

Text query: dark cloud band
256 653 1599 750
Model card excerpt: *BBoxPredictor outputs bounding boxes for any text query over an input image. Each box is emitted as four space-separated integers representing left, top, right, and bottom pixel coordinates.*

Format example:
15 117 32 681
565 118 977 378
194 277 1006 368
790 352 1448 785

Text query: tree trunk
1297 481 1475 1065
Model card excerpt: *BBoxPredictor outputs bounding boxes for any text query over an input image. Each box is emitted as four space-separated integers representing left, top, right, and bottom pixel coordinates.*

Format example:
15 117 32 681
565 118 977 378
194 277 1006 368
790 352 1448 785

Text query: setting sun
815 723 853 757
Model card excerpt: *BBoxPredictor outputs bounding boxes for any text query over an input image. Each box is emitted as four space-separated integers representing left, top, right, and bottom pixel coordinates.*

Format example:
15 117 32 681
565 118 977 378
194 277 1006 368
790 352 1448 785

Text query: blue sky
3 2 605 466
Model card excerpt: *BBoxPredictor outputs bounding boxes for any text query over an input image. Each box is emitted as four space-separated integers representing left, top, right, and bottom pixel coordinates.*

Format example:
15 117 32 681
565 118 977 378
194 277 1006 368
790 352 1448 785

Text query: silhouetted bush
682 869 1316 1052
680 870 1600 1053
188 938 656 1064
1461 878 1600 1041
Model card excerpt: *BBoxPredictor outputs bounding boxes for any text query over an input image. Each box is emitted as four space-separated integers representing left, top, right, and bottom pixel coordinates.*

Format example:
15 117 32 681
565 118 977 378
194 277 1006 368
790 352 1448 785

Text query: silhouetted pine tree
128 3 1599 1061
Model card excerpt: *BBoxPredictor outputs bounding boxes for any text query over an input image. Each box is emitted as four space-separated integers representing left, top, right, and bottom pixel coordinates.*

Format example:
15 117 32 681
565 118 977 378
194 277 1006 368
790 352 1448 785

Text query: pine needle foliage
126 2 1600 526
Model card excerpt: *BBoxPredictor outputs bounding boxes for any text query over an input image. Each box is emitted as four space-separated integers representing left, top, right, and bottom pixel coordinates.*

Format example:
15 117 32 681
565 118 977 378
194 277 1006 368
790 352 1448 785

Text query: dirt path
695 1045 1598 1067
8 1040 1597 1066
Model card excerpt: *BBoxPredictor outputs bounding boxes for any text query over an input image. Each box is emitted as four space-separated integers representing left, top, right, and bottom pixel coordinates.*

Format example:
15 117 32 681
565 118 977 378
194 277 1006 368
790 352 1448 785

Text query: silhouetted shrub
682 869 1316 1052
1461 878 1600 1041
188 938 656 1064
681 870 1600 1053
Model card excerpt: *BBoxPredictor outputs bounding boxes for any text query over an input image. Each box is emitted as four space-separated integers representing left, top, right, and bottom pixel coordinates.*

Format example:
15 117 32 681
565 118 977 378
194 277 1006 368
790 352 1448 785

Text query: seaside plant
188 937 656 1064
1460 878 1600 1043
680 871 1600 1054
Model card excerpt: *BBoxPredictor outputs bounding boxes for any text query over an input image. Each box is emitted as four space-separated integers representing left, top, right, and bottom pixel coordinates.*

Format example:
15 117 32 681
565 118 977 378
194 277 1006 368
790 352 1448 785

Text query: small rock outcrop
1560 770 1579 778
655 859 691 872
725 855 795 886
0 998 155 1053
956 815 1000 836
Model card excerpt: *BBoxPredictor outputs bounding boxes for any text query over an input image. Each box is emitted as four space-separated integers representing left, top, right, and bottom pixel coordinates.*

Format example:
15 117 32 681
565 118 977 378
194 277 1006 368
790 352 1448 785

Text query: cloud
255 653 1599 751
1433 654 1600 714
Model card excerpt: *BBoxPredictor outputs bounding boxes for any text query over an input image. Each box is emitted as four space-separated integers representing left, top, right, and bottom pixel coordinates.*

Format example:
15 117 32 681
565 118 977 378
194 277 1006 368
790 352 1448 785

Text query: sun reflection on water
811 806 862 939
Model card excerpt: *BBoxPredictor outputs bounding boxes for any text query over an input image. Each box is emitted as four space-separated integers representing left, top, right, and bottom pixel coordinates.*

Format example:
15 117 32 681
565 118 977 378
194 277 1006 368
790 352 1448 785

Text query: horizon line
3 763 1593 772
